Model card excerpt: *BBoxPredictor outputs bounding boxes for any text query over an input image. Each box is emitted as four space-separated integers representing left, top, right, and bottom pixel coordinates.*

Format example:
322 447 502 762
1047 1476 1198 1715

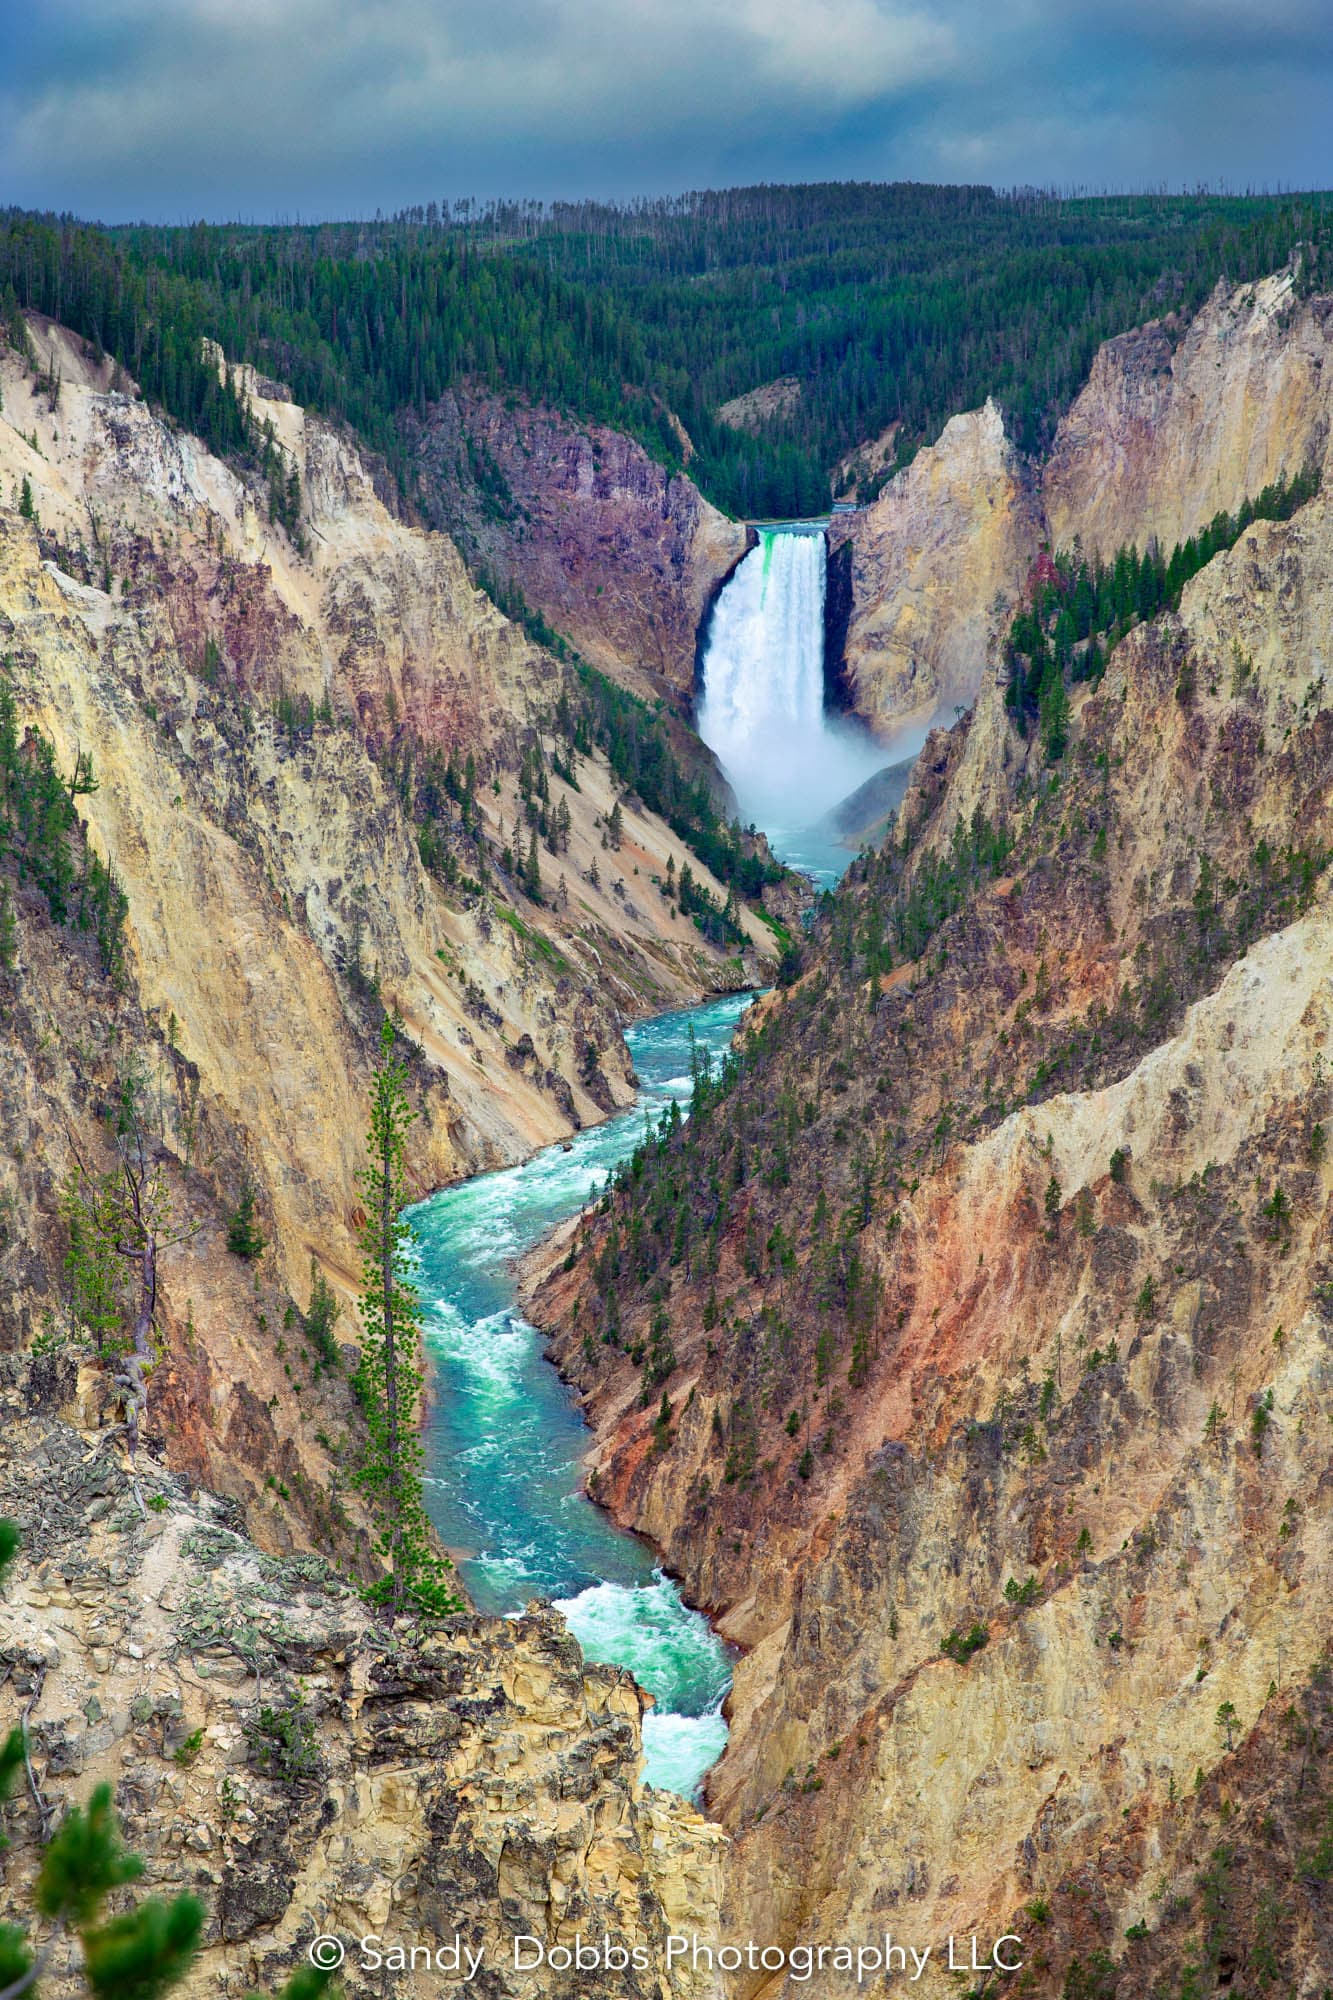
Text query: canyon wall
1 320 774 1313
826 399 1042 738
9 268 1333 2000
0 315 759 1991
534 454 1333 1993
833 269 1333 743
410 387 750 706
1045 267 1333 560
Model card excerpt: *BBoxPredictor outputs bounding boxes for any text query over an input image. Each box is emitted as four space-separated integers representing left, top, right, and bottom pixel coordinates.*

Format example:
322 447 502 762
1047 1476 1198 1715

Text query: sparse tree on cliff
1039 666 1069 762
225 1180 265 1261
352 1017 462 1618
60 1165 122 1351
523 828 543 904
62 1071 194 1509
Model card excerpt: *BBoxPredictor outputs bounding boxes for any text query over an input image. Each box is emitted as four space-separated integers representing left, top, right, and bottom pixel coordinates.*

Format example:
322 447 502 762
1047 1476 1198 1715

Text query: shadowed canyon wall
410 387 750 707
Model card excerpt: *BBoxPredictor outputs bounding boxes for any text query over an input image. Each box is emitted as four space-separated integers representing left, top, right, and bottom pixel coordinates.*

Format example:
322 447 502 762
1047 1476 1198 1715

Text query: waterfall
696 526 886 859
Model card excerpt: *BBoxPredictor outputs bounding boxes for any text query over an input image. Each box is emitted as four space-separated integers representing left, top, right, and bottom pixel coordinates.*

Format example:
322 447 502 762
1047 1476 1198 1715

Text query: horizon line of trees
5 189 1333 519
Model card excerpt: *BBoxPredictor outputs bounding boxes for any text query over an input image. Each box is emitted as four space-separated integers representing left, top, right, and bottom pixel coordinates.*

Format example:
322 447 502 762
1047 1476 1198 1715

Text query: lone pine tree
60 1076 195 1503
352 1017 462 1618
225 1181 265 1261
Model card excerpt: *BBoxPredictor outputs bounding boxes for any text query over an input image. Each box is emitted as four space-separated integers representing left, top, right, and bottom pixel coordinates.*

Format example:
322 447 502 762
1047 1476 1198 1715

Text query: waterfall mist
696 528 891 863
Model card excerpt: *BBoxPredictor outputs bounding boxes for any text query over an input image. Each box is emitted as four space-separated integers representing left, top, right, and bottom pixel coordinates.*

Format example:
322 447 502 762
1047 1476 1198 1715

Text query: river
412 994 752 1799
413 523 880 1801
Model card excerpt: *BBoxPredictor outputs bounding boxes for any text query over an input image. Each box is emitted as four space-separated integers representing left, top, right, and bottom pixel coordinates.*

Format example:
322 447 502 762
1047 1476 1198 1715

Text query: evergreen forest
3 185 1332 519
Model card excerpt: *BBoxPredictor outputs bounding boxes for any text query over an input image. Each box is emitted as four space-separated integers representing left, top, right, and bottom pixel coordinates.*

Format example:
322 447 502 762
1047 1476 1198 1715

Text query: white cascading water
696 526 887 855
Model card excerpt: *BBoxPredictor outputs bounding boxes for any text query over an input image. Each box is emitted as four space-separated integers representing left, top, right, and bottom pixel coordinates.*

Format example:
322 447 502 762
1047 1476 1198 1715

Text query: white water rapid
696 525 888 873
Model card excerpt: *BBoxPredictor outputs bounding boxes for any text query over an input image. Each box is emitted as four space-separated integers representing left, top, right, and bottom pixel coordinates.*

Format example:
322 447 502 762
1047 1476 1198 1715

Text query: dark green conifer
225 1181 266 1261
352 1018 462 1617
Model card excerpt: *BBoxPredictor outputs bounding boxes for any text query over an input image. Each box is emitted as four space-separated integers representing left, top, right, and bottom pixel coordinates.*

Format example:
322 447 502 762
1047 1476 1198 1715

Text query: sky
3 0 1331 221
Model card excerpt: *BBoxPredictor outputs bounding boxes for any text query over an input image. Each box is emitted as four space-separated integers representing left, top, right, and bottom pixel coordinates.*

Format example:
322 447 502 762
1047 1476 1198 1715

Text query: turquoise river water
411 993 754 1799
410 518 884 1800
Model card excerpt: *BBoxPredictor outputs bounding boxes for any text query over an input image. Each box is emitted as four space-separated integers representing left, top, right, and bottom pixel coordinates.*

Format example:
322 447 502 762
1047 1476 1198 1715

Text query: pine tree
523 829 542 904
17 475 34 523
62 1083 191 1496
352 1017 462 1618
0 882 15 971
60 1167 123 1351
554 795 572 853
303 1259 342 1370
1039 667 1070 763
225 1181 265 1261
606 799 624 850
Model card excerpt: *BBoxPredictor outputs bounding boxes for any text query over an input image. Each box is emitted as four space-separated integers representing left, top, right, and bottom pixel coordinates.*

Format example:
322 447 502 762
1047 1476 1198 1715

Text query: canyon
531 268 1333 1996
0 317 777 1313
4 254 1333 2000
0 315 774 1991
830 263 1333 743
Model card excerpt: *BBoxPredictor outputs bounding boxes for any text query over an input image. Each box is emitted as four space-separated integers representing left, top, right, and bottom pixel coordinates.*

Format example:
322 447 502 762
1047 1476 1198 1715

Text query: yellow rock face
533 463 1333 1992
1045 269 1333 562
0 321 773 1308
827 399 1043 740
717 906 1333 1994
832 270 1333 749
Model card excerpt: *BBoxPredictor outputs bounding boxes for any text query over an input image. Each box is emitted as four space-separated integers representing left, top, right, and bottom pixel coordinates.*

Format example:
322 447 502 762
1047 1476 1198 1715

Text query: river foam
411 996 751 1797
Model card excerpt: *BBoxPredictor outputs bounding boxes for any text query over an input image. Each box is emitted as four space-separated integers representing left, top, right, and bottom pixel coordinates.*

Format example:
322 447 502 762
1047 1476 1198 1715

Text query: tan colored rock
0 316 775 1587
715 378 802 436
532 464 1333 1992
827 271 1333 753
715 903 1333 1995
0 324 773 1320
909 476 1333 860
826 399 1042 737
1045 267 1333 561
831 419 901 503
0 1391 726 2000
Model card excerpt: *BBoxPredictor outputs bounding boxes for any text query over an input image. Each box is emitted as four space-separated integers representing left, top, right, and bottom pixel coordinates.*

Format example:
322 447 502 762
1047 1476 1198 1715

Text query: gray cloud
2 0 1329 219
